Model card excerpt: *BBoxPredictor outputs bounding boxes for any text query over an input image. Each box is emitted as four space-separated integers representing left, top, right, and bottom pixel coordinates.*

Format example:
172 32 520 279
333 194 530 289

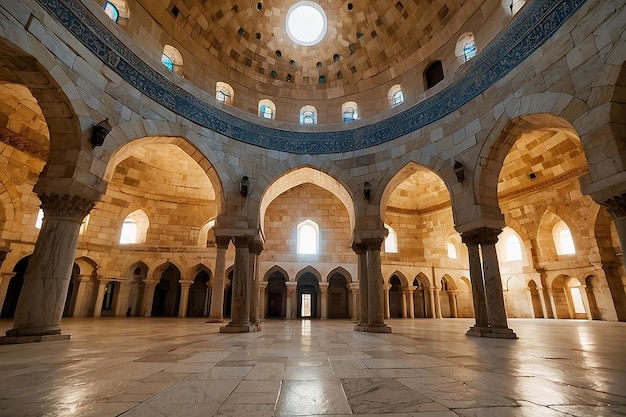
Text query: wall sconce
90 119 111 147
363 182 371 200
240 176 250 197
454 160 465 183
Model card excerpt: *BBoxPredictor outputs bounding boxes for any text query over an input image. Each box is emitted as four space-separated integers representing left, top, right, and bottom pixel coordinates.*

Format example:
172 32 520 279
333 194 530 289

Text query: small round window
286 2 327 46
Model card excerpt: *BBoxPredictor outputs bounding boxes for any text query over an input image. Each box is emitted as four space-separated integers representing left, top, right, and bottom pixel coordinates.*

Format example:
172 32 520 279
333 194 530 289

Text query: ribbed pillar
208 236 229 323
5 194 94 341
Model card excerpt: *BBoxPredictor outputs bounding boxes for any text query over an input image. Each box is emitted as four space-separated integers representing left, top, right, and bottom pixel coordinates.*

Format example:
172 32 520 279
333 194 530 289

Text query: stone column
480 228 516 337
115 280 131 317
400 288 408 318
353 243 369 329
286 282 297 319
349 283 359 321
363 238 391 333
0 272 14 315
178 280 193 318
319 282 329 319
259 281 267 320
428 287 437 318
600 194 626 321
141 281 157 317
434 287 442 318
462 231 488 330
547 288 558 319
222 236 253 332
383 284 391 319
4 194 95 341
248 240 263 327
525 288 535 318
578 285 593 320
208 237 230 323
204 282 211 316
537 286 548 319
450 290 458 318
407 286 415 318
92 279 107 318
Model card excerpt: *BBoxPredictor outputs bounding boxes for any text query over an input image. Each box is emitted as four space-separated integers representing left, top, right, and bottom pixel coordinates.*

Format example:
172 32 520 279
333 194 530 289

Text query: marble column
462 231 488 331
248 240 263 326
450 290 458 318
208 237 229 323
363 238 391 333
319 282 328 319
141 281 157 317
600 194 626 321
178 280 193 318
428 287 437 318
349 283 359 321
222 236 254 332
383 284 391 319
407 286 415 318
259 281 267 320
286 282 297 319
353 243 369 330
92 279 107 318
400 288 408 318
4 194 95 341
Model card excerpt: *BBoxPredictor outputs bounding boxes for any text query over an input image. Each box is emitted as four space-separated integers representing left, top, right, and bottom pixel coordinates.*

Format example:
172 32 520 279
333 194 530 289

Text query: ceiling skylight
286 2 327 46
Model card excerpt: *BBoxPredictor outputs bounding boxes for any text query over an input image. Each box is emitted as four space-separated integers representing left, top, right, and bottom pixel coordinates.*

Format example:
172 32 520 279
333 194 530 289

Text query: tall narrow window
297 219 319 254
384 224 398 253
388 85 404 108
120 209 149 244
35 209 44 229
553 220 575 255
258 99 276 119
300 106 317 125
505 235 523 261
103 1 119 22
120 219 138 244
216 82 234 105
446 241 457 259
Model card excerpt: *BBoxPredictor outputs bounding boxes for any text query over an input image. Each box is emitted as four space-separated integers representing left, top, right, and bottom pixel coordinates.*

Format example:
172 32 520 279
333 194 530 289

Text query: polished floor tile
0 318 625 416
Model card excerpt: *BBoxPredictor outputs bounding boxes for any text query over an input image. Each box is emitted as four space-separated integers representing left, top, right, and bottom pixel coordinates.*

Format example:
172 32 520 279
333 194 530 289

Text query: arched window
553 220 575 255
162 45 183 74
342 101 358 122
446 241 457 259
388 85 404 107
300 106 317 125
456 33 477 62
35 209 44 229
502 0 526 16
103 0 129 23
258 99 276 119
79 213 90 235
384 224 398 253
425 61 444 89
216 82 234 105
103 1 119 22
505 235 523 261
120 209 149 244
297 219 319 255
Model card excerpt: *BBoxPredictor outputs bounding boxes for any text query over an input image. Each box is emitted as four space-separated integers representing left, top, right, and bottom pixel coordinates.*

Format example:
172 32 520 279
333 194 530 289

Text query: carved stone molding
38 193 95 221
215 236 231 249
351 242 367 254
603 193 626 219
461 227 502 246
362 237 385 251
249 240 263 255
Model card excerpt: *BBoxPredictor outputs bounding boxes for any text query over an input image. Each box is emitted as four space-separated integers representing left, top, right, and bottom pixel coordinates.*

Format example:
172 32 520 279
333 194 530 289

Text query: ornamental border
35 0 585 154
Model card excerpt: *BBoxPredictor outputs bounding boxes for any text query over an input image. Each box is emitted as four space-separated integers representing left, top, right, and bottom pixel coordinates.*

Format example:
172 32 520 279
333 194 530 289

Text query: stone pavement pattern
0 318 625 416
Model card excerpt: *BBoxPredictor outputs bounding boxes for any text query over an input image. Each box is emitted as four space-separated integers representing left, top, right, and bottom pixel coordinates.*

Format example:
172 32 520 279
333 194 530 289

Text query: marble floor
0 318 625 417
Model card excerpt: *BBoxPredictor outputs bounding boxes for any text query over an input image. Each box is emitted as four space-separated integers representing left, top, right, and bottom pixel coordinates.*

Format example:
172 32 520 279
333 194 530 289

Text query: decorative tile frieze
35 0 585 154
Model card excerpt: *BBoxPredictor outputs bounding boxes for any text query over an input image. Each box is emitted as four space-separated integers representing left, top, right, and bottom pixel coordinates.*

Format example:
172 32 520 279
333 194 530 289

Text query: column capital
249 240 263 255
362 237 385 250
233 235 252 248
351 242 367 254
38 193 96 222
179 280 194 288
461 227 502 246
215 236 231 249
602 193 626 219
319 282 329 292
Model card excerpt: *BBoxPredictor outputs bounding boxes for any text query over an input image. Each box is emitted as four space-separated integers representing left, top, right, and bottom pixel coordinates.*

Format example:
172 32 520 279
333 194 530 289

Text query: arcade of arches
0 0 624 347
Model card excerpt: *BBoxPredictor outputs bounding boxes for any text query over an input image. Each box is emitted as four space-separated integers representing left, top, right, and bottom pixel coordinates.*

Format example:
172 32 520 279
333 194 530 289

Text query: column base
466 326 518 339
206 317 224 323
0 334 71 344
219 323 261 333
354 323 392 333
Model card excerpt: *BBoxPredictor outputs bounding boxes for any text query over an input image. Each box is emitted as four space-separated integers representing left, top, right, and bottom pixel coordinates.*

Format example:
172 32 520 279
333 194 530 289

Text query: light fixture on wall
454 160 465 183
90 119 111 147
363 182 371 200
240 176 250 197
